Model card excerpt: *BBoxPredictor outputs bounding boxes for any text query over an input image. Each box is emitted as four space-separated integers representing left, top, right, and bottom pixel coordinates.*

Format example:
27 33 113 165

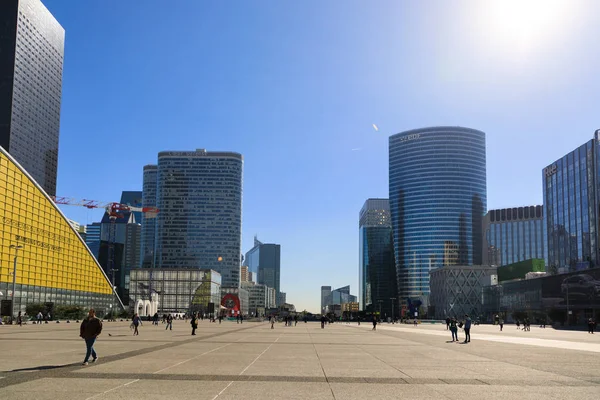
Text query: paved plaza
0 320 599 399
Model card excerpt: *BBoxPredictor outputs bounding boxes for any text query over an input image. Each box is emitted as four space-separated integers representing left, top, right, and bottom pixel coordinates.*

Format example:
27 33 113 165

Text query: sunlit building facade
0 0 65 196
482 206 546 267
389 127 487 300
0 147 122 318
544 131 600 273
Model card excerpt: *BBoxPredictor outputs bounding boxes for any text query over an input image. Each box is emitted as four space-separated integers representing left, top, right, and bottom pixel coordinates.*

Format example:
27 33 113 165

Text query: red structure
221 293 241 317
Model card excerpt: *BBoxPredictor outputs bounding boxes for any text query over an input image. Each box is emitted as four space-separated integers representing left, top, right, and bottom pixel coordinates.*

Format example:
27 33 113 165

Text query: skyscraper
140 165 158 268
320 286 331 312
0 0 64 195
154 149 243 287
120 190 143 223
544 130 600 273
85 222 101 260
244 237 281 302
482 206 546 267
389 127 487 301
359 199 398 317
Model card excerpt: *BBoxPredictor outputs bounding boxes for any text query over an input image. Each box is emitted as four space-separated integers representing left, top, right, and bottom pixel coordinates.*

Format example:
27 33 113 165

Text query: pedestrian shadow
9 364 69 372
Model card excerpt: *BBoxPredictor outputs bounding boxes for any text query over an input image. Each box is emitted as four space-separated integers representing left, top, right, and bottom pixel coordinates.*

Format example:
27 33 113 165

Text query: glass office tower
140 165 158 268
389 127 487 300
482 206 546 267
0 0 64 196
543 131 600 273
154 149 243 287
244 237 281 303
359 199 397 316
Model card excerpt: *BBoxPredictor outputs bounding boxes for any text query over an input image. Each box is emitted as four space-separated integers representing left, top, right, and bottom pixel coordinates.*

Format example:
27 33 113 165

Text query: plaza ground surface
0 320 599 399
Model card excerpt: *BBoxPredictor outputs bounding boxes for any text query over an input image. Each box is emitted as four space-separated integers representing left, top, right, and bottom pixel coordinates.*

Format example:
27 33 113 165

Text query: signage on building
400 133 421 142
544 164 557 177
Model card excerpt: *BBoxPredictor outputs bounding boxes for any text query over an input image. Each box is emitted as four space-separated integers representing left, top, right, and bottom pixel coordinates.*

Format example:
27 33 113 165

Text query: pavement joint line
152 343 233 374
239 334 281 375
0 324 262 390
210 381 234 400
84 379 139 400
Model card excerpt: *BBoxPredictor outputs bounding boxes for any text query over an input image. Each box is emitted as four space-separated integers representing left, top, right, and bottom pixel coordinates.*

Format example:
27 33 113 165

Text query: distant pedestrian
463 315 472 343
17 311 22 326
516 320 520 330
357 316 361 326
47 313 51 321
450 317 459 342
218 315 223 324
240 314 244 324
589 318 596 334
446 317 450 331
166 314 173 331
321 315 327 329
524 318 530 332
294 315 298 326
37 312 43 325
80 309 102 366
132 314 142 336
191 314 198 335
153 313 159 326
413 318 418 327
372 316 378 331
271 317 275 329
499 318 504 332
237 314 240 324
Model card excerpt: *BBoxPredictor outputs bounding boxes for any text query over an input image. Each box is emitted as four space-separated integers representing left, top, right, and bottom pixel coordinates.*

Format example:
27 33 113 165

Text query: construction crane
51 196 159 299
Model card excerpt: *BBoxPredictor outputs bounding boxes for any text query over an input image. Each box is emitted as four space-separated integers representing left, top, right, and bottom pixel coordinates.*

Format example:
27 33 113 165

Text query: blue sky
45 0 600 312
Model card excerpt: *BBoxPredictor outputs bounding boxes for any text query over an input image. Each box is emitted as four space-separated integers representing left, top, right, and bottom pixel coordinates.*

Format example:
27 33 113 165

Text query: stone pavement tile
242 361 325 377
427 384 599 400
330 383 445 399
3 377 133 392
2 391 91 400
399 367 491 380
323 366 409 379
217 381 335 400
114 380 230 397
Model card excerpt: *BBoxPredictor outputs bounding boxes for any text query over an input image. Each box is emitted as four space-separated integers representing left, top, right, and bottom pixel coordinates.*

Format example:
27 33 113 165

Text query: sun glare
483 0 571 50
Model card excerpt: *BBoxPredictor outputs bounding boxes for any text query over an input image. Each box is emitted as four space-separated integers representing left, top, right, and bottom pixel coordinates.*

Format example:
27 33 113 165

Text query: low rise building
241 282 276 316
128 269 221 316
429 265 497 320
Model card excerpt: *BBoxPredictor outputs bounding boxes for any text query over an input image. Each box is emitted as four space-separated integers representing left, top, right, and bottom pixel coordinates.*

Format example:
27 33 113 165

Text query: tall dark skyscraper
245 237 281 304
389 127 487 302
359 199 398 317
0 0 64 195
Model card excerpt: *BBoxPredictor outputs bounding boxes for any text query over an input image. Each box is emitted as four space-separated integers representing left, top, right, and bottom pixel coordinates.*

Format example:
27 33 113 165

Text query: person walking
271 317 275 329
240 314 244 324
516 320 520 330
450 317 459 342
166 314 173 331
499 317 504 332
80 309 102 366
589 318 596 334
372 315 378 331
463 315 472 343
320 315 326 329
36 311 43 325
446 317 450 331
191 314 198 335
132 314 142 336
17 311 22 326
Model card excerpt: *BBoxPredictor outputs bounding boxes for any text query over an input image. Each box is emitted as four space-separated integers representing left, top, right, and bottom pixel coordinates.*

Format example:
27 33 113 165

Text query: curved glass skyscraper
389 127 487 301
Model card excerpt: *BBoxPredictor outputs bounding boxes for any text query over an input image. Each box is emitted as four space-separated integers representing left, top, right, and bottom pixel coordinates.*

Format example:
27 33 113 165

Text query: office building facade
0 0 64 196
320 286 331 312
429 265 497 320
140 165 158 268
120 190 143 223
482 206 546 267
359 198 398 317
85 222 101 260
0 146 121 319
241 282 276 316
544 131 600 273
154 149 243 287
244 237 281 303
389 126 487 300
129 269 221 316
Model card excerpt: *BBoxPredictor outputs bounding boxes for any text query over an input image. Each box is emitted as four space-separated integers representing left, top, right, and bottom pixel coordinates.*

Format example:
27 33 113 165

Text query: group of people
445 315 472 343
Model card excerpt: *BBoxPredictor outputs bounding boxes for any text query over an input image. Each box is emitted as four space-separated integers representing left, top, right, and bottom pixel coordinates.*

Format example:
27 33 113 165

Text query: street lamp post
9 245 23 324
390 297 397 323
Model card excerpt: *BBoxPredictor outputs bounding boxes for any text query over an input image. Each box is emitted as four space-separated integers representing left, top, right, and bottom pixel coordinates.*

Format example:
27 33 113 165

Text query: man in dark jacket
80 309 102 365
191 314 198 336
